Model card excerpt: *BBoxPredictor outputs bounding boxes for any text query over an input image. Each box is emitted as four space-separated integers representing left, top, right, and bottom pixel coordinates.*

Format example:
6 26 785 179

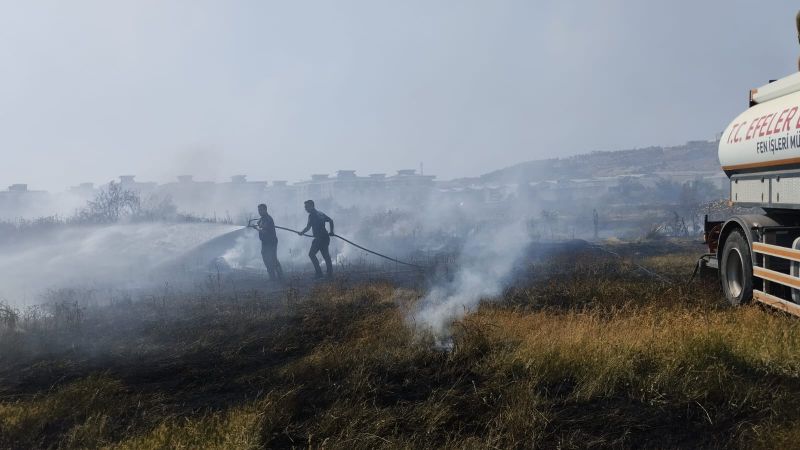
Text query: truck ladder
752 242 800 317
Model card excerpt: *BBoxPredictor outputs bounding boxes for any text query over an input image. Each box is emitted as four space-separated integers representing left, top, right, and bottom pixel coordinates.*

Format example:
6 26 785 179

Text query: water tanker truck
709 14 800 314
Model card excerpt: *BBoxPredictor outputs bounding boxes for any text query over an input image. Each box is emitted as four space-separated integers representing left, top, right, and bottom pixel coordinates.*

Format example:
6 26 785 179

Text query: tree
679 179 720 234
77 182 141 223
541 209 559 240
137 194 178 222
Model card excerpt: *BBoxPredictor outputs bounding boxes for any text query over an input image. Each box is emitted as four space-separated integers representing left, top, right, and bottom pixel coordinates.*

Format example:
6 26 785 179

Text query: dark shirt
306 210 331 238
258 214 278 244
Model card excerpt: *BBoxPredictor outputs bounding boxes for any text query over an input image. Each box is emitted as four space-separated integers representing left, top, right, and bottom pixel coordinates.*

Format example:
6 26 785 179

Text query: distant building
218 175 268 198
385 169 436 204
117 175 157 195
290 168 439 206
67 182 97 203
156 175 217 215
265 180 299 207
0 183 48 215
69 182 96 194
296 174 334 200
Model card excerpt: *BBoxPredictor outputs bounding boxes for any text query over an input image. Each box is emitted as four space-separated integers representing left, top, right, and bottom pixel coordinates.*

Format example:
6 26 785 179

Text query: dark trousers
309 237 332 277
261 241 283 281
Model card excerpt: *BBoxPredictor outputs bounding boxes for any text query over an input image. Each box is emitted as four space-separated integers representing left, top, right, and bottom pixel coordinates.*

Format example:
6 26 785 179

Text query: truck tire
720 230 753 305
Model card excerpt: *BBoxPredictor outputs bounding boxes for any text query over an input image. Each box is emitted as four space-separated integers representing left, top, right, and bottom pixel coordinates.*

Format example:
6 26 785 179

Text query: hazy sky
2 1 800 191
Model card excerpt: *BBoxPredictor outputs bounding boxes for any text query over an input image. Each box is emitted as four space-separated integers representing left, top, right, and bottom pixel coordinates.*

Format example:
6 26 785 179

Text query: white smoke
411 220 529 338
221 233 263 269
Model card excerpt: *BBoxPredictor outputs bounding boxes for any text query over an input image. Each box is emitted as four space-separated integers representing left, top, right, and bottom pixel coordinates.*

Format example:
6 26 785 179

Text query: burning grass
2 243 800 448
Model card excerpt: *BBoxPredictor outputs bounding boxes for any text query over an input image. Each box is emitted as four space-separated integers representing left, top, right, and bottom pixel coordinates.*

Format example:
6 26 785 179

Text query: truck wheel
720 230 753 305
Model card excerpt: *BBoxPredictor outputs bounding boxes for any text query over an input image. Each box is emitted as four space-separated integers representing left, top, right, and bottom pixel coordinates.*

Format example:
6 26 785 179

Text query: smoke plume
411 220 529 339
0 223 239 306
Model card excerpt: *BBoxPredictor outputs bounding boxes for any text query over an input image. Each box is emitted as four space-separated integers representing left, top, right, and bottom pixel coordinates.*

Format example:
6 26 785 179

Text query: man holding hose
298 200 334 279
255 203 283 281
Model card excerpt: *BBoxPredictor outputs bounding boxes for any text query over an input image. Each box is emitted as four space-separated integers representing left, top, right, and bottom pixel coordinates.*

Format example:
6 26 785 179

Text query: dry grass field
2 241 800 449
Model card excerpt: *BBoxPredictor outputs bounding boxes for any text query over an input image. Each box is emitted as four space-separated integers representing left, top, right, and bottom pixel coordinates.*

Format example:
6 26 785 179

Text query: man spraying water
298 200 334 279
254 203 284 281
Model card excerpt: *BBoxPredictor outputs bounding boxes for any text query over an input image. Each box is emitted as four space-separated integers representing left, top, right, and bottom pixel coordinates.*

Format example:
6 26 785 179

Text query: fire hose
247 220 425 269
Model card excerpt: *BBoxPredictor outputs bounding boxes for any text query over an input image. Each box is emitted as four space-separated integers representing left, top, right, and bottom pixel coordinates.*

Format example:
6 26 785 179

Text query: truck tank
719 73 800 209
720 74 800 175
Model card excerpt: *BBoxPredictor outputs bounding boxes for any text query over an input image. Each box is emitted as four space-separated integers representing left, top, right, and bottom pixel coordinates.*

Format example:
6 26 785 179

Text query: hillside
476 140 721 183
